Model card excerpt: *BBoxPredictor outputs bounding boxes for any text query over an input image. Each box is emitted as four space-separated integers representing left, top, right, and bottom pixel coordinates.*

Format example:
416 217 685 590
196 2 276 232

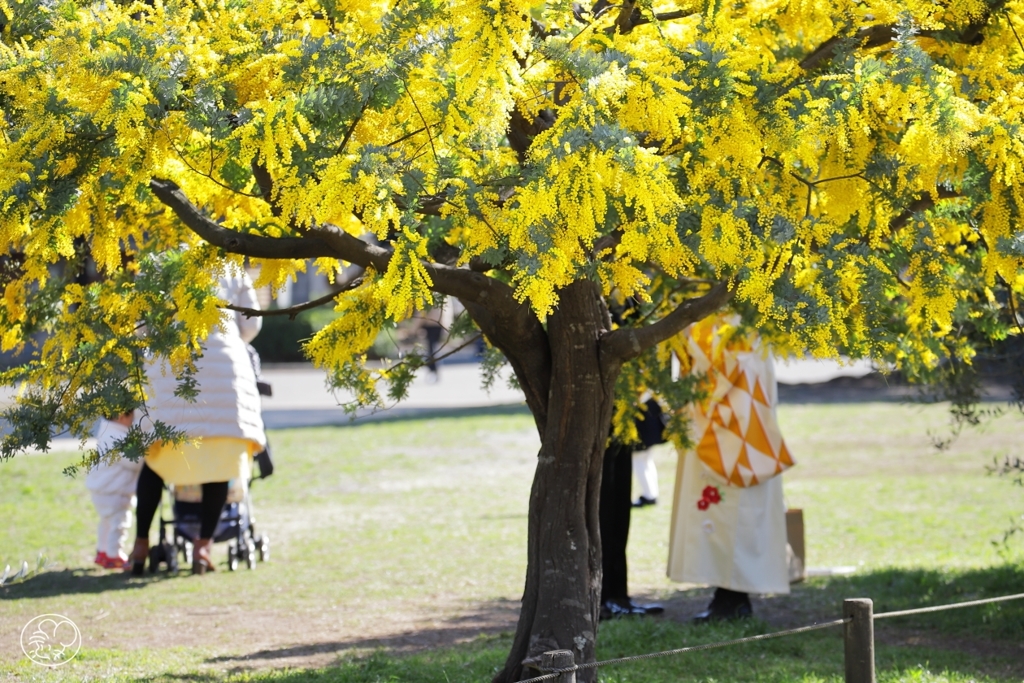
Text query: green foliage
0 250 204 462
480 343 511 394
250 314 317 364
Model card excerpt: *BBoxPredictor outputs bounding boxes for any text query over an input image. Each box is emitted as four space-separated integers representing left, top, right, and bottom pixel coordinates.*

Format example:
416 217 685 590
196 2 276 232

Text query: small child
632 398 665 507
85 413 142 569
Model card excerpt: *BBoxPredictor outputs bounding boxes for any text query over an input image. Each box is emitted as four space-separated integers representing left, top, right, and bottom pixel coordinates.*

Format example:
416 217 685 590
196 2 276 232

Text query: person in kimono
667 314 795 621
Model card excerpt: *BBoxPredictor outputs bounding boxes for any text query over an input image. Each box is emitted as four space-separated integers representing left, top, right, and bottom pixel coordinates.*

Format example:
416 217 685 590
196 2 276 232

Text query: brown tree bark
487 280 732 683
492 280 620 683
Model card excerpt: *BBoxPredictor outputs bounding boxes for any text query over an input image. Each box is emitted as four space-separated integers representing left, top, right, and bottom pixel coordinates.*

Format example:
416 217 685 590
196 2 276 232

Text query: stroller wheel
245 539 256 570
160 542 177 572
227 544 239 572
258 535 270 563
147 546 163 574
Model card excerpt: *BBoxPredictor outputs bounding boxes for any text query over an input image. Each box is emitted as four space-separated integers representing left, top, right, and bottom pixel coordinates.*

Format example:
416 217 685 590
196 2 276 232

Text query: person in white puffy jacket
86 413 142 569
129 268 266 575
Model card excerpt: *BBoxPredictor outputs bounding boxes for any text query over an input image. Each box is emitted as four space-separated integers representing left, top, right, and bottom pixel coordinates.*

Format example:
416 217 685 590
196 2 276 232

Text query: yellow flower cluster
306 273 386 371
1 0 1023 424
377 228 435 320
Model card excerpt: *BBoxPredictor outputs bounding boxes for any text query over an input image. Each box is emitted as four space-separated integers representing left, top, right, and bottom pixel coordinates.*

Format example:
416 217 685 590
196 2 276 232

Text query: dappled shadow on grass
204 598 520 668
191 565 1024 682
737 563 1024 677
832 563 1024 609
0 567 179 600
192 607 1021 683
136 676 223 683
762 563 1024 634
213 645 509 683
7 565 1022 681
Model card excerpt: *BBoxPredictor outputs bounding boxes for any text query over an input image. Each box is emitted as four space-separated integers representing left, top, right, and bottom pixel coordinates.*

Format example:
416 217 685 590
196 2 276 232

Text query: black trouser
712 587 751 606
600 441 634 603
135 463 229 540
424 325 443 372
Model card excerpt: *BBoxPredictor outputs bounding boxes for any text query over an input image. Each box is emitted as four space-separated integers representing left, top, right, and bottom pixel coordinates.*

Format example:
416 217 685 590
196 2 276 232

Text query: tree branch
337 99 370 156
614 0 641 34
393 193 447 217
151 175 522 311
149 178 337 259
592 230 622 257
800 24 894 71
461 298 551 433
601 0 694 34
250 161 282 217
801 2 1007 72
150 176 553 429
601 281 734 363
303 222 393 270
630 9 694 29
507 106 556 166
888 188 962 233
225 277 364 319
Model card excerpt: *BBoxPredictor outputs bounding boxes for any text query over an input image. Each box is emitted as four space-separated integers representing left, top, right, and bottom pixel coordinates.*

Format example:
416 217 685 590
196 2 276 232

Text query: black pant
135 463 229 540
600 441 634 603
424 325 443 372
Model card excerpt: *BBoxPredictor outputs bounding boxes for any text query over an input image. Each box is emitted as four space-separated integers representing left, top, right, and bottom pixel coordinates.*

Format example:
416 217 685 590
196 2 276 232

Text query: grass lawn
1 401 1022 682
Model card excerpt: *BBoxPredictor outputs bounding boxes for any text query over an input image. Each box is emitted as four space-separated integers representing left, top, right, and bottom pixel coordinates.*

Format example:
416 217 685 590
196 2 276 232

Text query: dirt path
4 570 1023 679
196 590 1024 677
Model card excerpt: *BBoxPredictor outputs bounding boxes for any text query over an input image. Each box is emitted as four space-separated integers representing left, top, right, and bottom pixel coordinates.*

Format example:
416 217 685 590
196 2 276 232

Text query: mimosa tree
2 0 1023 680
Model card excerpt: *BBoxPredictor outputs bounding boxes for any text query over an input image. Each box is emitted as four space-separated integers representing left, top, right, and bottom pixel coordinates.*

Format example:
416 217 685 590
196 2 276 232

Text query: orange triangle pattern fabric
752 378 769 406
679 315 795 487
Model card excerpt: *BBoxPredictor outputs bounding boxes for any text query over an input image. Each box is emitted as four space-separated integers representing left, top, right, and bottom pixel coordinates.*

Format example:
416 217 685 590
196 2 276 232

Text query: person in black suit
599 398 667 619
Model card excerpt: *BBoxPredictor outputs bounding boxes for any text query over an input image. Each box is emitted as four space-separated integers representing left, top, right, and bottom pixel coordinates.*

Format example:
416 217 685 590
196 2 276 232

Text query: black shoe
692 589 752 623
600 598 665 620
632 496 657 508
600 600 629 621
627 599 664 615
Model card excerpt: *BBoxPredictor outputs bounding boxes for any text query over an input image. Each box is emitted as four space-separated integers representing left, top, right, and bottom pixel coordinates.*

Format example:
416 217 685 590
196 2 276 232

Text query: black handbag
254 445 275 479
635 398 668 450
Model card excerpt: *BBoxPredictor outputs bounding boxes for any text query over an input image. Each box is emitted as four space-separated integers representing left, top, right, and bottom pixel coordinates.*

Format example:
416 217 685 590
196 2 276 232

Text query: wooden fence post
844 598 875 683
541 650 576 683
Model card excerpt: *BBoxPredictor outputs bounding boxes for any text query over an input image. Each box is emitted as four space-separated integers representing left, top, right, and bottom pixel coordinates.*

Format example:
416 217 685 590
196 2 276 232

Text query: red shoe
101 554 129 570
95 552 128 570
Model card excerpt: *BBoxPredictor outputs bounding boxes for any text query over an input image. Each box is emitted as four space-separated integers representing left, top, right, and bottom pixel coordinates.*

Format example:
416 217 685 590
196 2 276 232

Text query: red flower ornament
697 485 723 510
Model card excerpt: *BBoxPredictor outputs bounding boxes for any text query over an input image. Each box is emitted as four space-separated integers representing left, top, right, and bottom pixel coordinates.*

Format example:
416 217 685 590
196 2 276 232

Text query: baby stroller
147 448 273 572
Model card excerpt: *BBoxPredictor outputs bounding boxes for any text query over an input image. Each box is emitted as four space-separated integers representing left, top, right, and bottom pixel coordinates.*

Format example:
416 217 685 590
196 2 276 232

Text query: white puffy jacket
145 270 267 446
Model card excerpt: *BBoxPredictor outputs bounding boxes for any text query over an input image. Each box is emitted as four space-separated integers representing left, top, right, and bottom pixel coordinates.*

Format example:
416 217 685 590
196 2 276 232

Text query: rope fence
519 618 849 683
873 591 1024 620
518 591 1024 683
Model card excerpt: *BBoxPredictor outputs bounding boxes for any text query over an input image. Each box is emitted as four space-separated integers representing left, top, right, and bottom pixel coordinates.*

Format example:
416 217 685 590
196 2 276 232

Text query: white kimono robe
667 317 793 594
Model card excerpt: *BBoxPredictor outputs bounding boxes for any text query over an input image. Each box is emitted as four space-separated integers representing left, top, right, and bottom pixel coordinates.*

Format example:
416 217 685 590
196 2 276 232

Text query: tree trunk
494 281 621 683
